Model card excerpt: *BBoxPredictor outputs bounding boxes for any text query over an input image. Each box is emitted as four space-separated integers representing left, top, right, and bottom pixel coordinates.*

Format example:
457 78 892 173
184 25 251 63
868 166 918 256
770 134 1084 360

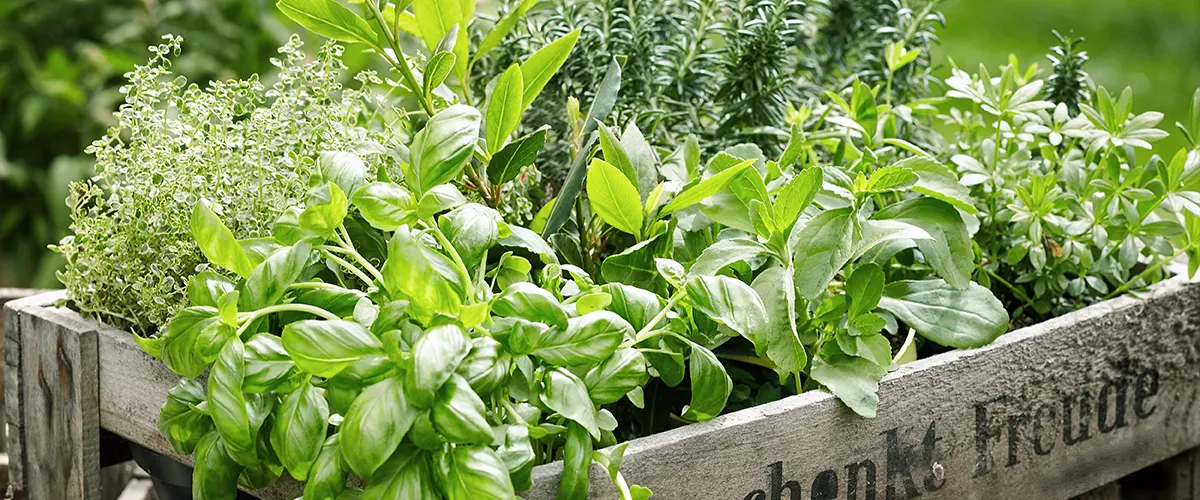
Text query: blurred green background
2 0 1198 288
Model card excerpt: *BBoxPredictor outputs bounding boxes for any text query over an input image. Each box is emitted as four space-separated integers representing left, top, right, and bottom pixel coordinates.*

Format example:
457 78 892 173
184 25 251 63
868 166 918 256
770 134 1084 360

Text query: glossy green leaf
488 129 546 186
362 445 438 500
659 159 756 216
486 64 524 155
440 445 516 500
242 334 298 394
409 104 482 195
192 432 242 500
316 151 368 196
191 201 254 278
519 29 581 109
877 280 1009 348
159 379 213 455
682 343 731 421
417 184 468 219
846 263 884 318
161 307 232 379
424 52 456 95
774 167 823 231
585 348 648 404
382 228 463 321
187 270 235 309
750 266 806 373
352 182 416 231
431 375 493 444
303 435 346 500
621 122 658 198
298 183 349 238
689 238 774 276
558 422 592 500
601 283 664 331
903 157 979 214
407 324 471 408
276 0 381 49
685 275 767 343
439 203 503 265
541 367 600 438
587 159 644 236
208 338 271 466
412 0 462 52
270 378 327 481
341 376 420 478
472 0 536 63
492 282 569 329
456 336 509 396
240 241 311 311
281 319 383 378
532 311 630 366
875 198 974 290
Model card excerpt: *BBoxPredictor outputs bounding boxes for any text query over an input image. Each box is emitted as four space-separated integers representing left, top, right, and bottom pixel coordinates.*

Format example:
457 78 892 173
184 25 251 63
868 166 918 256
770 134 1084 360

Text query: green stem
977 264 1035 308
235 304 339 336
621 291 686 349
321 250 375 287
335 227 385 283
422 220 475 300
365 0 434 115
716 353 776 370
1105 248 1185 300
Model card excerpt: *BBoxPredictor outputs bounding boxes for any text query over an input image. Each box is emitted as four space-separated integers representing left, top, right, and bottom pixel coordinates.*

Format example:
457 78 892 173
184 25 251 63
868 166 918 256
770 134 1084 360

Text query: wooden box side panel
526 277 1200 500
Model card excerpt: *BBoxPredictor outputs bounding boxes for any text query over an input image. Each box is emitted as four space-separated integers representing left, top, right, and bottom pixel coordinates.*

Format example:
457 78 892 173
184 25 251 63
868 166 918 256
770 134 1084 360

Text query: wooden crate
5 275 1200 500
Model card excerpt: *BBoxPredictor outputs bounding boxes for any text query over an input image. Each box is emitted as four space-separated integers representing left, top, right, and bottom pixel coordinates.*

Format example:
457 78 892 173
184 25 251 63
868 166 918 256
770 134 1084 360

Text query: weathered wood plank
521 276 1200 500
15 292 102 499
11 274 1200 500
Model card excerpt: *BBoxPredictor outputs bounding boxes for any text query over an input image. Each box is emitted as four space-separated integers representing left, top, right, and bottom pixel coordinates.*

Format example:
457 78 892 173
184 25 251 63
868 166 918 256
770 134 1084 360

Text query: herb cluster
54 0 1200 498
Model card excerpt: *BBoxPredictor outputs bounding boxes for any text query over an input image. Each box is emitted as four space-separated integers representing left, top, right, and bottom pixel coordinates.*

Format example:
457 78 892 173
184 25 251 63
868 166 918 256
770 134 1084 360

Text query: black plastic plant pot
130 442 259 500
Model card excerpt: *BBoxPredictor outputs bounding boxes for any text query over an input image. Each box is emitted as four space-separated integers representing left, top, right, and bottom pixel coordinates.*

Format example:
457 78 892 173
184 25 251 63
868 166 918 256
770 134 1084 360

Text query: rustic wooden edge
7 275 1200 500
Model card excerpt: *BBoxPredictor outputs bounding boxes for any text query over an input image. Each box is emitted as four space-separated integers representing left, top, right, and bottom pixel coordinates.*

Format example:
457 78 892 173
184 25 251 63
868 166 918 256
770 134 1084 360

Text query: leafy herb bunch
939 54 1200 323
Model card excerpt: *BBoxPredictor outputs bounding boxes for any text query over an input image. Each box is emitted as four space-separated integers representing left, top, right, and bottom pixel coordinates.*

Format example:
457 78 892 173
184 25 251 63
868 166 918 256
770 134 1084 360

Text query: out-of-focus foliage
0 0 290 288
472 0 943 184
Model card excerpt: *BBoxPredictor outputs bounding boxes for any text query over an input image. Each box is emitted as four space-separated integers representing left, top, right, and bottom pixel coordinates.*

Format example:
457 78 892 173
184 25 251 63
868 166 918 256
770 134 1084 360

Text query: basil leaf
417 184 468 219
352 182 416 231
456 336 510 396
282 319 383 378
486 64 524 155
239 429 283 488
409 104 481 195
316 151 368 196
558 422 593 500
271 378 328 481
519 29 580 109
875 198 974 290
811 353 887 418
276 0 382 49
439 203 503 264
407 324 471 408
159 379 213 455
298 183 349 238
587 158 644 236
585 348 649 404
161 306 232 378
540 367 600 439
431 374 494 444
682 343 731 421
492 282 569 329
439 446 516 500
750 266 807 374
498 225 558 265
792 207 855 300
877 280 1010 348
187 270 235 308
498 424 536 491
304 435 347 500
242 334 299 394
382 228 464 322
341 376 420 478
191 200 253 278
192 431 243 500
362 444 439 500
208 338 272 466
532 311 630 366
685 275 767 344
488 129 546 186
240 241 312 311
601 283 664 331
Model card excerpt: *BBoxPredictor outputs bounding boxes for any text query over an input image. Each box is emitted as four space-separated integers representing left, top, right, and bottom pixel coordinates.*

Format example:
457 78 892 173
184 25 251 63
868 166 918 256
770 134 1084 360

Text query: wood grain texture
8 274 1200 500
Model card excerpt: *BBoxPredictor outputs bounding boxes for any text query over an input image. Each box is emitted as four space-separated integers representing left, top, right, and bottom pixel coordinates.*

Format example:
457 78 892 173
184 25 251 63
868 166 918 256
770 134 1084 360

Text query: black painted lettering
921 421 944 492
811 470 838 500
1033 403 1056 456
769 462 802 500
845 460 877 500
882 427 922 499
746 491 767 500
973 402 1002 477
1098 378 1129 433
1005 413 1029 467
1062 393 1092 446
1134 369 1159 419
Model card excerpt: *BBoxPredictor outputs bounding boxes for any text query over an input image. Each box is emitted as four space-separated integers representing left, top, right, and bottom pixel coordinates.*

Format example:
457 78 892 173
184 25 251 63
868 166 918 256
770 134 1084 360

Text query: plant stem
335 227 385 283
422 220 475 299
235 303 339 336
716 353 776 370
365 0 434 115
321 250 375 287
621 291 687 349
1105 248 1186 300
977 264 1035 308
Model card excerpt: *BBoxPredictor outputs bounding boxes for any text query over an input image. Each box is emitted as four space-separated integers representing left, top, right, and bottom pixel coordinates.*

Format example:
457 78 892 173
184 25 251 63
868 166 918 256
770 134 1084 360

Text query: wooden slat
522 276 1200 499
11 292 101 499
10 275 1200 500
